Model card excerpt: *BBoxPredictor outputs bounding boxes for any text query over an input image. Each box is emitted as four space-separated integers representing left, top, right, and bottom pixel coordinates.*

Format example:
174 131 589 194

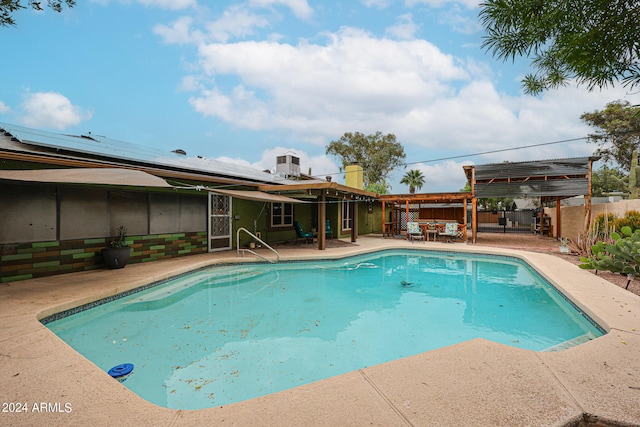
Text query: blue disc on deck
108 363 134 378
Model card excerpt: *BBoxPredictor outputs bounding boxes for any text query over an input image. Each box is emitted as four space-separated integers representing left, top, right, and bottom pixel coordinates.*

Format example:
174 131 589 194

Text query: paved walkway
1 236 639 426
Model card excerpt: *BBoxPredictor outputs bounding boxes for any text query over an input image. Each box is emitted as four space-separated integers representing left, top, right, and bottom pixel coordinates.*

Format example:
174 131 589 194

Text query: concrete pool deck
1 236 639 426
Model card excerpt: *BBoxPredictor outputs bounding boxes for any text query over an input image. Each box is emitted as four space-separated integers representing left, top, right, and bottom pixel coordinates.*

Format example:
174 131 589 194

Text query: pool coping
1 236 640 426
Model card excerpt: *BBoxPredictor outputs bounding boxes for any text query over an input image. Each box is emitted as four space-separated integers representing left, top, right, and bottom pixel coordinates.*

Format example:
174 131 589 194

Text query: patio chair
406 222 425 243
439 222 461 243
294 221 315 244
325 220 333 240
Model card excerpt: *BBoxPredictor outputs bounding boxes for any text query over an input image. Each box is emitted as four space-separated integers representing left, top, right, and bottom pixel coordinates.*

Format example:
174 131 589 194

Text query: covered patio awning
467 157 600 242
258 181 378 250
206 188 307 204
0 168 173 188
378 192 473 241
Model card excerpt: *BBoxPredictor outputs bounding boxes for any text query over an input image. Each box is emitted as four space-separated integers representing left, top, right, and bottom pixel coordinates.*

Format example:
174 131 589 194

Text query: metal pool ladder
236 227 279 263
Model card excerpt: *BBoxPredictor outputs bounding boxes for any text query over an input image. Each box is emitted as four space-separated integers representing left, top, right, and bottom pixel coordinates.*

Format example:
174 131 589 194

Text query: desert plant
569 230 601 258
593 212 616 235
568 217 616 258
109 226 128 248
580 226 640 288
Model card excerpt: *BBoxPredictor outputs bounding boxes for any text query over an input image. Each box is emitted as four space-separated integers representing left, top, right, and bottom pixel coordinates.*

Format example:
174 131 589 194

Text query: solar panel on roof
0 122 298 185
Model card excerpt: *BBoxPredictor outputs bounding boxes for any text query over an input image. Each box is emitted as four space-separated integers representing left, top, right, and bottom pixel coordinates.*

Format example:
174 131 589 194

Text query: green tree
479 0 640 94
1 0 75 27
365 181 388 195
400 169 425 194
477 198 514 211
326 132 406 192
591 165 628 197
581 100 640 172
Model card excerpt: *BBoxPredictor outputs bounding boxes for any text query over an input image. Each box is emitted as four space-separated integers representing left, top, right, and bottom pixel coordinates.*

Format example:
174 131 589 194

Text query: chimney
345 162 363 189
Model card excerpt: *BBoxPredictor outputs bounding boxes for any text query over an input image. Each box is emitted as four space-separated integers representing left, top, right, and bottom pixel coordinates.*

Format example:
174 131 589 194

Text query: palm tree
400 169 425 194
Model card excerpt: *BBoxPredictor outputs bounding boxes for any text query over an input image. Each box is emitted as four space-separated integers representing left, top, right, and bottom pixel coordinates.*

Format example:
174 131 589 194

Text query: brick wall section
0 231 208 283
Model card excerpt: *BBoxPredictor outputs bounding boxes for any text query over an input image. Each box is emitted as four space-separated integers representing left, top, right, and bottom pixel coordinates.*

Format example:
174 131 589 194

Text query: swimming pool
44 249 604 410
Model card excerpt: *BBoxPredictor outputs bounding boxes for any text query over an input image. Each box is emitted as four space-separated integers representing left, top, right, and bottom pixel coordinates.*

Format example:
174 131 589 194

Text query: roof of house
0 122 307 187
510 198 538 210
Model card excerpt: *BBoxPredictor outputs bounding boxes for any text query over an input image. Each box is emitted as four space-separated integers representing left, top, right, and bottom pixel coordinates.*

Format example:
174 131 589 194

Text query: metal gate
476 209 537 234
208 193 232 251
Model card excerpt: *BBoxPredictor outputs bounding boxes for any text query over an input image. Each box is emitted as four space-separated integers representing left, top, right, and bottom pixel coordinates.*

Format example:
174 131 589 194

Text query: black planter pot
102 247 131 269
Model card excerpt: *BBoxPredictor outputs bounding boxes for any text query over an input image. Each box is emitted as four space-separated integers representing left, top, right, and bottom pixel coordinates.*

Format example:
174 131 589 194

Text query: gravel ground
472 232 640 297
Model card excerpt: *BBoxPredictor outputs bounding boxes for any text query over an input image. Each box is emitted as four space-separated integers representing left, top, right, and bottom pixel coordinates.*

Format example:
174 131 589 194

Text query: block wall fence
547 199 640 241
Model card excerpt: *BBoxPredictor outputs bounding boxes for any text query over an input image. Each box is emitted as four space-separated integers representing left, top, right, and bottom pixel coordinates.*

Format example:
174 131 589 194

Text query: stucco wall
556 199 640 241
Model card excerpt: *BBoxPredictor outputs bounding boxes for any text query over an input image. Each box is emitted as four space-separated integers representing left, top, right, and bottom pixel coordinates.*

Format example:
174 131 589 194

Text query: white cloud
204 5 271 43
0 101 10 114
18 92 92 130
438 4 482 34
189 27 468 143
167 10 634 192
362 0 392 10
154 16 202 45
395 82 632 159
362 0 392 9
386 13 419 40
249 0 314 20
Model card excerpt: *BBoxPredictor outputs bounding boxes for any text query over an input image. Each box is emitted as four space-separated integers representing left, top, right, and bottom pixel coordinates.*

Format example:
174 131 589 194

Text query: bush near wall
614 210 640 231
0 231 207 283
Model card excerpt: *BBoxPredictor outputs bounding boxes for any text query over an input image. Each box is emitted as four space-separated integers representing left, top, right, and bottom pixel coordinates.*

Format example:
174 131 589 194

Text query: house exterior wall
1 231 208 283
0 180 383 282
0 182 207 244
359 200 383 235
0 181 210 282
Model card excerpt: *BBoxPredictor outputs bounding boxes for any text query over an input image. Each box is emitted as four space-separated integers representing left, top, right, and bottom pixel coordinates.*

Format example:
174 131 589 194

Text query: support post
584 158 594 232
318 191 326 250
381 200 386 237
351 201 358 242
463 197 468 241
472 198 477 243
555 196 561 239
471 166 477 243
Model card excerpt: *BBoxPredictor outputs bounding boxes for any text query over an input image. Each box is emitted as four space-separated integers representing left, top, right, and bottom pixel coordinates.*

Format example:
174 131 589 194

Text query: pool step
124 268 264 304
542 333 596 352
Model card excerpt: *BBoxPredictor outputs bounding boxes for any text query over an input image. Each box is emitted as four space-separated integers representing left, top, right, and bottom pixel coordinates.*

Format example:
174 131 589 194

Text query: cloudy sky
1 0 635 192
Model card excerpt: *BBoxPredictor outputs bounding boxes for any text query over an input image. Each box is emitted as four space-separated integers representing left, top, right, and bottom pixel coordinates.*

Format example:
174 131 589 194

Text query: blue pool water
44 250 604 409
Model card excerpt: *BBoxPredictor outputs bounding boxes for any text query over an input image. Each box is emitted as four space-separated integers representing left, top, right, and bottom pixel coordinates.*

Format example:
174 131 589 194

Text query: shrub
614 209 640 232
580 226 640 289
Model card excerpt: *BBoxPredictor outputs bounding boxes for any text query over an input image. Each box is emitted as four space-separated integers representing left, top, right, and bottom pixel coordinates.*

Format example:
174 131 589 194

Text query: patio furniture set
406 221 463 243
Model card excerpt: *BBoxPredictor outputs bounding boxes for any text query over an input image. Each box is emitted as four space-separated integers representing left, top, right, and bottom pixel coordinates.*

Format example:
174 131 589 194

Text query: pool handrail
236 227 280 263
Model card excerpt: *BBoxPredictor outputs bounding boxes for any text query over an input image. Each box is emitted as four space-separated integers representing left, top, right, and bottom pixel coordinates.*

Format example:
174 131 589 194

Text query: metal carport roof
472 157 598 198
